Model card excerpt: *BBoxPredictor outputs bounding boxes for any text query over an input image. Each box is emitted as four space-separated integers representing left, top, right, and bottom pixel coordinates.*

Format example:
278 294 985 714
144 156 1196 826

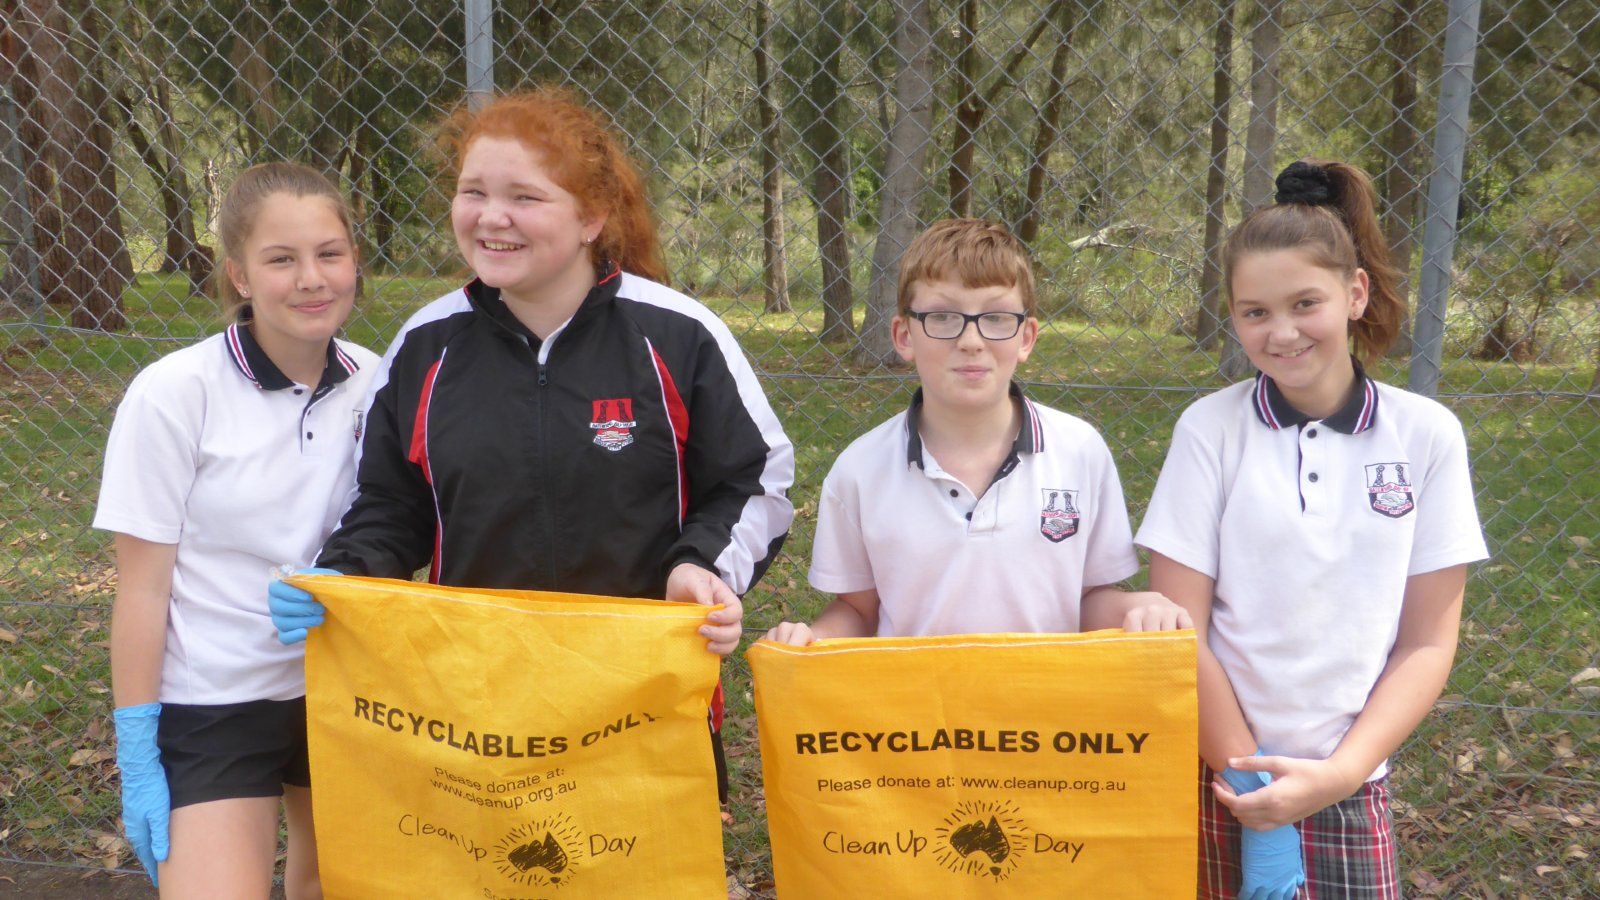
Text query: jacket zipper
535 355 555 587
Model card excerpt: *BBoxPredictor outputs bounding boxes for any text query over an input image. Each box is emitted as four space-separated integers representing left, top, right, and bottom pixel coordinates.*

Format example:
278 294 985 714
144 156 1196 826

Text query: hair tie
1274 161 1335 206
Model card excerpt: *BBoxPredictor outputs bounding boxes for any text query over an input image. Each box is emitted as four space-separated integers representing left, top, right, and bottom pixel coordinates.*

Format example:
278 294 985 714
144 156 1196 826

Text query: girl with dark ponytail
1137 159 1489 898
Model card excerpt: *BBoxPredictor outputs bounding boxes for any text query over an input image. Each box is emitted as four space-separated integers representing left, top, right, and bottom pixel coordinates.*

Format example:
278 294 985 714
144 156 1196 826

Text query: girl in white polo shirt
1137 160 1487 900
95 163 378 896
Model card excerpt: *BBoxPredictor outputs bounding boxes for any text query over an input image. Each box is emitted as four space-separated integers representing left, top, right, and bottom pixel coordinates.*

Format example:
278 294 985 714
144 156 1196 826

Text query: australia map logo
934 800 1029 881
590 398 637 452
493 813 587 889
1039 489 1080 543
1364 462 1414 519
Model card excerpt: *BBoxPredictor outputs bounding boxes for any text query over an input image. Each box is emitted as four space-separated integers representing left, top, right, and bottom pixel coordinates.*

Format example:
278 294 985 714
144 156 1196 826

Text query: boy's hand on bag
1120 592 1194 632
1215 754 1359 831
268 567 341 644
762 621 817 646
667 562 743 656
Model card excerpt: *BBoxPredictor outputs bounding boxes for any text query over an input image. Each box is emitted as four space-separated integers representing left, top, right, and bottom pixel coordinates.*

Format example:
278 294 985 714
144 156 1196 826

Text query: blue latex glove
269 567 341 644
1222 754 1306 900
113 703 168 885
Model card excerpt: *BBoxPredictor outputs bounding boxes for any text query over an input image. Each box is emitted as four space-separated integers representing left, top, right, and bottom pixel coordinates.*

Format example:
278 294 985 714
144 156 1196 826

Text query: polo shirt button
964 512 972 521
293 388 304 395
306 432 314 439
1307 428 1317 438
949 489 958 498
1308 472 1319 482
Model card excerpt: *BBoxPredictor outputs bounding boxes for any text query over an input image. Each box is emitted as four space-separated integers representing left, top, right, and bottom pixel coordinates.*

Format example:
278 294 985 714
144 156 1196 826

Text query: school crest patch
1364 462 1414 519
589 398 637 452
352 410 365 443
1039 489 1080 542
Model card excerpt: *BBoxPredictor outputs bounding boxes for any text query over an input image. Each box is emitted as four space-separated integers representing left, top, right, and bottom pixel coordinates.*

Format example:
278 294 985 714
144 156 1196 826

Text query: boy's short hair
897 218 1037 316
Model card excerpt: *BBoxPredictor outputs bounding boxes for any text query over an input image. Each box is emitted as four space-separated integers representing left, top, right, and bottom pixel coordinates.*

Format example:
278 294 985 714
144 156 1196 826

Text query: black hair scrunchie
1274 161 1335 206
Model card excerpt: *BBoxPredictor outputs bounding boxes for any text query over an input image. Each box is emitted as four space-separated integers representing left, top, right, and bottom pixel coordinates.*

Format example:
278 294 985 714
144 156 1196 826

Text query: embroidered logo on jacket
1364 462 1414 518
1039 489 1081 542
353 410 365 443
589 398 637 452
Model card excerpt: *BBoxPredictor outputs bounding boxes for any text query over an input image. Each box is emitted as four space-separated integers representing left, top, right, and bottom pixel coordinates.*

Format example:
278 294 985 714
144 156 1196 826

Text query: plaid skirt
1198 760 1400 900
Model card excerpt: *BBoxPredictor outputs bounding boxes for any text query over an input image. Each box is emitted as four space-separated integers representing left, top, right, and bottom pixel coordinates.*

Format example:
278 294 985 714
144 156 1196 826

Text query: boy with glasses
764 219 1188 644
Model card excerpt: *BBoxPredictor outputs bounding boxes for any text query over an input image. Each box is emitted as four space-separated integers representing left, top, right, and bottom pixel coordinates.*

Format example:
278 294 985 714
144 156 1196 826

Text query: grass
2 273 1597 895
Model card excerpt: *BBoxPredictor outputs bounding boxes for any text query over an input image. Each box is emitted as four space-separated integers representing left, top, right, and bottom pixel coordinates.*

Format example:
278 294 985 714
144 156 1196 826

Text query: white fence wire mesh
1 0 1596 895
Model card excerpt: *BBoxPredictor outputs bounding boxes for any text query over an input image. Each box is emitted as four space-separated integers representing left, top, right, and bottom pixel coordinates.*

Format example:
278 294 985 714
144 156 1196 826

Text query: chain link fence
2 0 1596 895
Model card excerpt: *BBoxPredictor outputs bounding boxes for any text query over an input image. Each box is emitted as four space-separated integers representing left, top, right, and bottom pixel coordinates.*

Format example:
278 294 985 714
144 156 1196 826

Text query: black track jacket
318 268 795 598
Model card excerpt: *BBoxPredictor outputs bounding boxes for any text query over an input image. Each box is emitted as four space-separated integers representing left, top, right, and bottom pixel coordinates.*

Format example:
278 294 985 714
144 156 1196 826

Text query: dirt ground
0 861 289 898
0 862 154 899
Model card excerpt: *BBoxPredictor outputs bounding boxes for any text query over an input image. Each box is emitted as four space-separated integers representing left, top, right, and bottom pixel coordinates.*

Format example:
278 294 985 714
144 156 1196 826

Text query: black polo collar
466 263 624 345
1251 357 1378 434
904 381 1045 469
224 307 360 392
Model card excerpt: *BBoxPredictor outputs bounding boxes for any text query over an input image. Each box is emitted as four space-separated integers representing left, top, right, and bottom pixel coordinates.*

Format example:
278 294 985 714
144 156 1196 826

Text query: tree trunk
854 0 936 366
154 77 208 295
25 0 129 330
114 83 199 289
1221 0 1283 379
1241 0 1282 213
0 17 43 314
947 0 979 217
808 0 854 343
1590 307 1600 393
0 81 41 314
305 4 357 180
945 4 1055 219
369 145 396 271
1382 0 1423 357
1473 298 1514 361
122 6 202 290
1197 0 1237 349
231 6 280 160
1017 2 1082 245
346 121 370 291
754 0 790 313
1 3 67 307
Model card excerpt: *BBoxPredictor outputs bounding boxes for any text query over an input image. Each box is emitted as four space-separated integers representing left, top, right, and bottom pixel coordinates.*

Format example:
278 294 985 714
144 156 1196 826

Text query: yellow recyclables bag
293 575 726 899
748 630 1197 898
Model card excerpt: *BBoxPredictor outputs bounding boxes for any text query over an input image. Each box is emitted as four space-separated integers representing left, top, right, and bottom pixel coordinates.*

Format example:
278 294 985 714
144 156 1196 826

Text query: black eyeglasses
906 310 1028 340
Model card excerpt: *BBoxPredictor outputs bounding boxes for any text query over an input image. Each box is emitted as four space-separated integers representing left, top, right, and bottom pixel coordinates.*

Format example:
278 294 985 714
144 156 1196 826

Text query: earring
239 288 250 297
582 237 594 246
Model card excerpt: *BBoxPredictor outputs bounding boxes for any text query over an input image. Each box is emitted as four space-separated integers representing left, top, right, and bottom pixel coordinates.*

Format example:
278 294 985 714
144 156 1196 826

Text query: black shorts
710 721 728 805
156 697 311 809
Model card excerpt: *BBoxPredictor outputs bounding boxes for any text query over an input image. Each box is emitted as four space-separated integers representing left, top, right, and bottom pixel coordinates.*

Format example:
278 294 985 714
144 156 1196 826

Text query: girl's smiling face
1230 248 1368 416
451 135 606 307
228 192 358 358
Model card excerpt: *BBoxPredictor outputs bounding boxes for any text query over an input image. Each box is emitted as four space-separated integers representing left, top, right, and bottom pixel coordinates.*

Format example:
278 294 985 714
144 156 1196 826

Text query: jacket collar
465 264 624 344
1251 357 1378 434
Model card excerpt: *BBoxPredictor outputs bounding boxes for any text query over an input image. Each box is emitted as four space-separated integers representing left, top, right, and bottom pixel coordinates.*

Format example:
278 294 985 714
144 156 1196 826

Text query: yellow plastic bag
748 630 1197 897
294 575 726 898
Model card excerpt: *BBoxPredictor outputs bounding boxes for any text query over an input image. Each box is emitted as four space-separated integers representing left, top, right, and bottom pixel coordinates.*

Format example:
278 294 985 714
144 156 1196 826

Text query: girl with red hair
269 88 795 803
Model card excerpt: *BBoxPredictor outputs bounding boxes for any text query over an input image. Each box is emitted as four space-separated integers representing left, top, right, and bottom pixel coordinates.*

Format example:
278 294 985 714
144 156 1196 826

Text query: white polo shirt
1135 368 1488 779
809 385 1139 636
94 318 378 705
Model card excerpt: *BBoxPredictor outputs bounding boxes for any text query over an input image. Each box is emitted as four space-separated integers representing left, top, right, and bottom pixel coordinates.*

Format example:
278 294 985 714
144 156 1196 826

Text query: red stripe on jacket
649 345 691 521
408 358 445 583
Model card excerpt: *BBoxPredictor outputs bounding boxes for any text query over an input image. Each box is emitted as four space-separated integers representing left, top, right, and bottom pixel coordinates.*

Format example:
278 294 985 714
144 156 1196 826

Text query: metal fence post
465 0 495 111
1408 0 1482 397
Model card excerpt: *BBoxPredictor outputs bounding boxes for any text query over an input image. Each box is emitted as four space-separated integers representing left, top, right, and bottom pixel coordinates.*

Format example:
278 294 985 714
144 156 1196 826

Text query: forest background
1 0 1596 896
